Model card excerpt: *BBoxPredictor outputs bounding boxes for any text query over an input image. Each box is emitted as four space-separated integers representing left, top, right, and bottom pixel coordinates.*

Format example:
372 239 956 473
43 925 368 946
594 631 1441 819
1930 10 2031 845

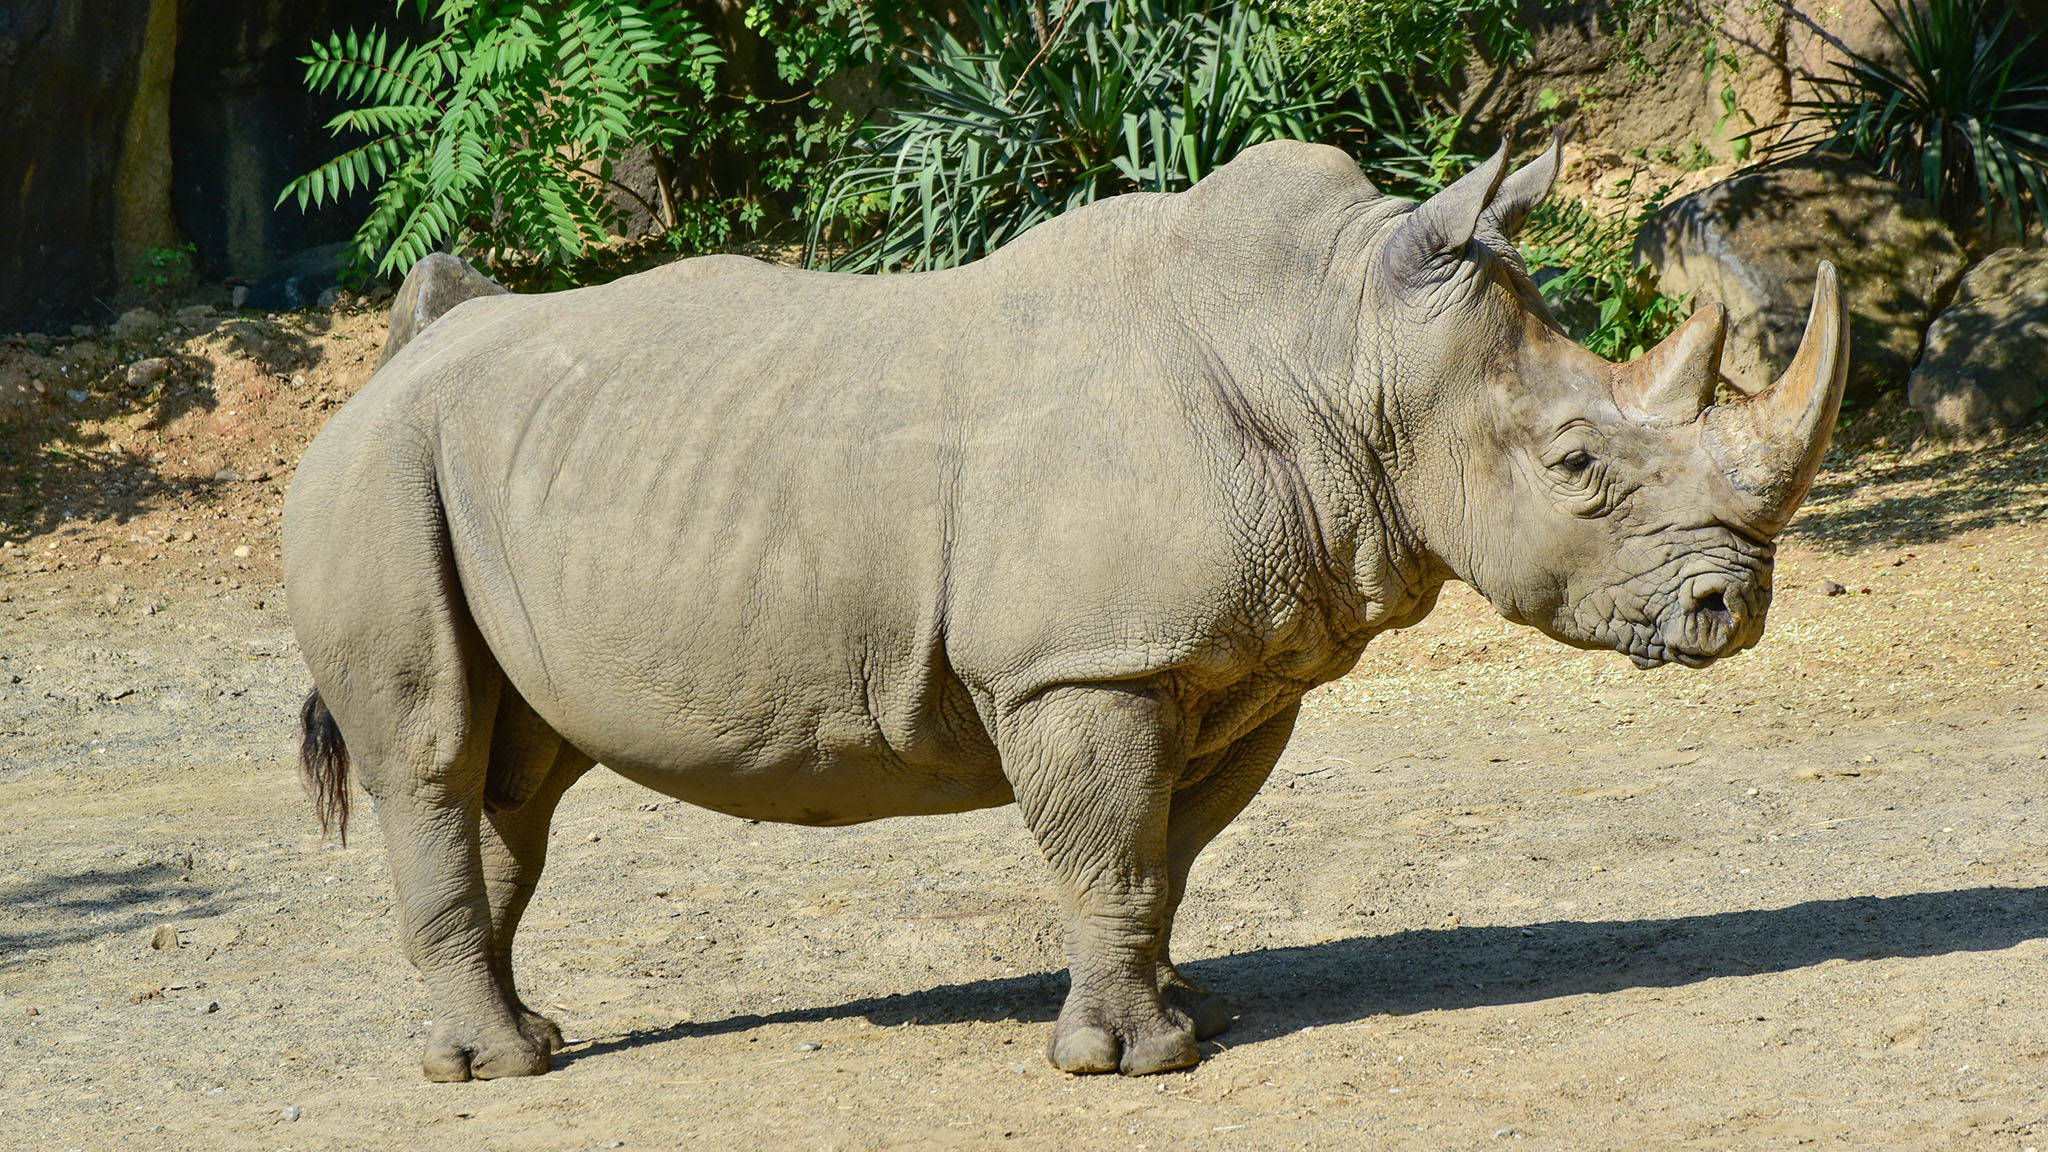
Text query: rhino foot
1047 1014 1198 1076
515 1007 567 1054
421 1021 552 1082
1161 982 1233 1040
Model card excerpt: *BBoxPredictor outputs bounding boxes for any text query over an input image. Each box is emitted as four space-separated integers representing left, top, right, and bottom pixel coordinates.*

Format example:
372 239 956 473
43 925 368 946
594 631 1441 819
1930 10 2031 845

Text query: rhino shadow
559 884 2048 1066
0 863 225 966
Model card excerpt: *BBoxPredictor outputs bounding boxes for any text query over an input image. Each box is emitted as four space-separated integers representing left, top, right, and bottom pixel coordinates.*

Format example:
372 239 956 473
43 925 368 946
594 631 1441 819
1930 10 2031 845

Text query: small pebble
200 1001 219 1014
282 1106 301 1122
232 545 252 558
797 1041 822 1052
150 924 180 950
1821 580 1847 597
586 833 600 842
214 469 242 483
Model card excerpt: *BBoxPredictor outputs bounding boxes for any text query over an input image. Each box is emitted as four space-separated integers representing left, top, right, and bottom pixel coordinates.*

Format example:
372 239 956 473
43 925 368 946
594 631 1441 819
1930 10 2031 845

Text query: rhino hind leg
1154 702 1302 1042
481 695 595 1055
1000 684 1199 1076
287 448 550 1082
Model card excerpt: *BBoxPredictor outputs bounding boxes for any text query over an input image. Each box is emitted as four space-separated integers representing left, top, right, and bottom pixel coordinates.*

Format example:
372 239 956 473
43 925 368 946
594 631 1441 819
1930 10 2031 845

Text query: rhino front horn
1702 262 1849 535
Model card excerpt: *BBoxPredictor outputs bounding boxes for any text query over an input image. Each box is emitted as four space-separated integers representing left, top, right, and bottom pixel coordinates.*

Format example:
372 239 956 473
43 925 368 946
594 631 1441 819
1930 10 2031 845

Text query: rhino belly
436 362 1011 823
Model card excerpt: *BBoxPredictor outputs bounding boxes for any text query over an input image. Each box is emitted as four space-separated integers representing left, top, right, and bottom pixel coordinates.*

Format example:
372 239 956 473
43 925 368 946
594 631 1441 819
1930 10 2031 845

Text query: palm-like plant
1771 0 2048 240
806 0 1363 272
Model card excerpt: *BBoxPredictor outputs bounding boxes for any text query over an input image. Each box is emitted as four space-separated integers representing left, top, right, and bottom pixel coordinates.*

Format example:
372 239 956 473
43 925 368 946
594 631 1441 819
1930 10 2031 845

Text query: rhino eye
1557 449 1594 475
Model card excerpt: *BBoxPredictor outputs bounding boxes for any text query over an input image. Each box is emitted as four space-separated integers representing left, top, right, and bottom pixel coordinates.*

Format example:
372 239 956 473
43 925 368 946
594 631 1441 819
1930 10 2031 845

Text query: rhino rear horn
1701 263 1849 535
1381 139 1513 292
1479 131 1563 243
1612 302 1725 425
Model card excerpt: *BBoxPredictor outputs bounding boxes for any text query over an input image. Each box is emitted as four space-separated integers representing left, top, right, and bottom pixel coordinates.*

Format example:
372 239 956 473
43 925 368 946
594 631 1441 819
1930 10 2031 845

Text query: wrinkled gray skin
283 139 1848 1081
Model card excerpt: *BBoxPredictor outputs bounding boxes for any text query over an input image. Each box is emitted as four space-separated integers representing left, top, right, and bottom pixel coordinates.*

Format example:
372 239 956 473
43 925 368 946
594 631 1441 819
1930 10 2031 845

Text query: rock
125 357 172 390
172 304 215 326
1907 248 2048 444
231 544 251 558
1822 580 1847 596
199 1001 219 1014
0 1 435 331
1634 154 1966 403
150 923 179 950
213 469 242 483
112 308 163 341
797 1041 823 1052
246 242 353 312
315 285 341 309
377 253 511 369
282 1106 302 1122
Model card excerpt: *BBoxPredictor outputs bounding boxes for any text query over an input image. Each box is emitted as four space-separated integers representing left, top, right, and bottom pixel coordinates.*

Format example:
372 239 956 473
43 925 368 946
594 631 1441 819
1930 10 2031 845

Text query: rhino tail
300 689 352 846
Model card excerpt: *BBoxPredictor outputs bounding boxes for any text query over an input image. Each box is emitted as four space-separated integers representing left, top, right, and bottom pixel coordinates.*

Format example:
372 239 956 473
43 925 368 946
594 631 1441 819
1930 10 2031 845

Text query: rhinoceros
283 137 1846 1081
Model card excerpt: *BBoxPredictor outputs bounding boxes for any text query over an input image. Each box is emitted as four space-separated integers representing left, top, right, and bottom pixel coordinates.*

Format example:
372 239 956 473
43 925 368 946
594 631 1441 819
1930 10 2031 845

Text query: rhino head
1373 139 1847 668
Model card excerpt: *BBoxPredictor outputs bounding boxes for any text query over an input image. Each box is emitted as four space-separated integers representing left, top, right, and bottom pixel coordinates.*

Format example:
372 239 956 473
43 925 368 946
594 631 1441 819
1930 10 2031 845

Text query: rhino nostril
1689 587 1737 632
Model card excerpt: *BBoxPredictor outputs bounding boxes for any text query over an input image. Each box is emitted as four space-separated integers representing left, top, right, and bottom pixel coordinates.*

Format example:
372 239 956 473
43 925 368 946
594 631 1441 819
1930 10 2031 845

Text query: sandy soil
4 298 2048 1151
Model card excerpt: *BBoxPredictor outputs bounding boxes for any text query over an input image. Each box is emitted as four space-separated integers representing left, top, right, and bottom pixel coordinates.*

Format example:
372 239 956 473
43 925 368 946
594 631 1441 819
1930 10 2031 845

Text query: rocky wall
0 0 426 332
1449 0 1917 168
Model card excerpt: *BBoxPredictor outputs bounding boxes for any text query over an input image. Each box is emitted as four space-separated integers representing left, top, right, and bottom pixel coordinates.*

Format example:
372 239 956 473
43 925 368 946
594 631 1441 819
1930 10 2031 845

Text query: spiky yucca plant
279 0 724 279
1776 0 2048 240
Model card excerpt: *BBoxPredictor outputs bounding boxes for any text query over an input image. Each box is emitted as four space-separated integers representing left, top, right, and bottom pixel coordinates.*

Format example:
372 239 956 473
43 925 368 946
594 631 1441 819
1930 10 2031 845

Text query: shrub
130 243 197 308
280 1 730 281
1259 0 1531 86
1521 192 1688 361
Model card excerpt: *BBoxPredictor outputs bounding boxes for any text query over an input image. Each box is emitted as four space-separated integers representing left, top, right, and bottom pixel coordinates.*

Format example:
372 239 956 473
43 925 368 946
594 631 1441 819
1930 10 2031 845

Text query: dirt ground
5 294 2048 1152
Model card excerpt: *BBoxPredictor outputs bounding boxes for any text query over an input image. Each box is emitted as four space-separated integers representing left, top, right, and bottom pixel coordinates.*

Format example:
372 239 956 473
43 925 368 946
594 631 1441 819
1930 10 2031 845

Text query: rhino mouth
1628 646 1720 671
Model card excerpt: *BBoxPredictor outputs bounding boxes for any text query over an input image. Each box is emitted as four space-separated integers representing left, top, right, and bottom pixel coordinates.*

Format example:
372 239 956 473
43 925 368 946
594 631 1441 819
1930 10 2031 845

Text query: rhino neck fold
1146 161 1439 646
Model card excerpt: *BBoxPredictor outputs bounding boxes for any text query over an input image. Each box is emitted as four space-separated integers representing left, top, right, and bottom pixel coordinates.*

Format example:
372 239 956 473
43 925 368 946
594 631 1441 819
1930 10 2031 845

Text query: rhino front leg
1000 683 1196 1076
1156 701 1301 1040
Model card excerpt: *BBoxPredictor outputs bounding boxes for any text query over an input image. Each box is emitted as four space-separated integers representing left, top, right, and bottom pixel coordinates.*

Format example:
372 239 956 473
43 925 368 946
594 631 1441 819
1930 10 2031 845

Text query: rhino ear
1480 131 1562 243
1380 138 1512 293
